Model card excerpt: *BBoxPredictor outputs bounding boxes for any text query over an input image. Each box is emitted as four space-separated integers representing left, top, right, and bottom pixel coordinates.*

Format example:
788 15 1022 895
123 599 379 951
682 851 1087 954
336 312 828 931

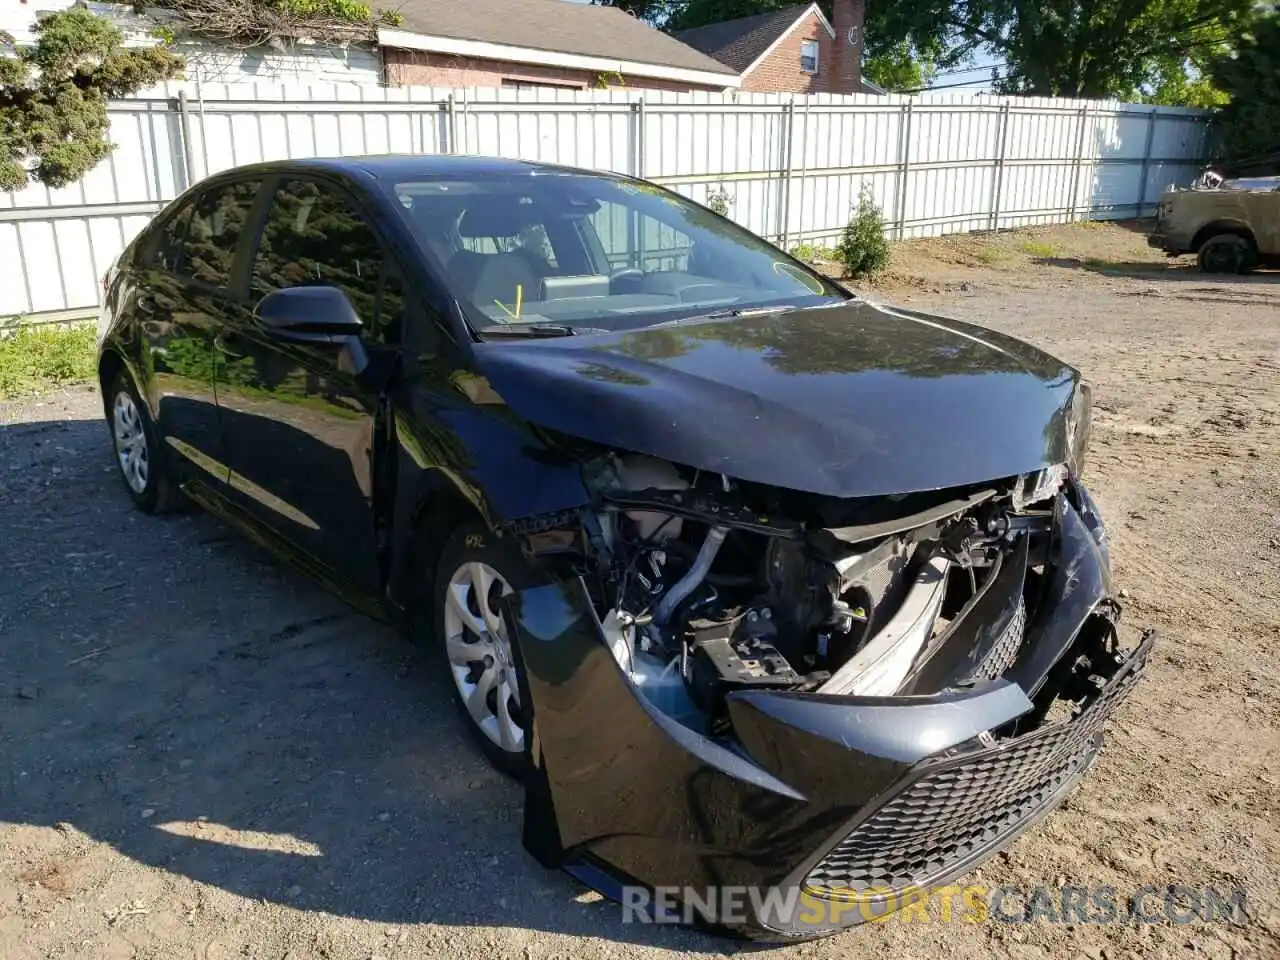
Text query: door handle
213 334 244 358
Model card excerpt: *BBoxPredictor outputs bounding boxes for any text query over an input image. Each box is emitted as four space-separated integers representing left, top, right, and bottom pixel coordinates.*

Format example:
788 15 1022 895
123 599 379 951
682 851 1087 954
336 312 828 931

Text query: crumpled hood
471 299 1080 498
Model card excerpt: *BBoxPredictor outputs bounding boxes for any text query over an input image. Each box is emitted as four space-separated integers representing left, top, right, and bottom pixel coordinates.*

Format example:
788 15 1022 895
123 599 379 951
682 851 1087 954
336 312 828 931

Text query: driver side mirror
254 285 369 377
255 286 363 343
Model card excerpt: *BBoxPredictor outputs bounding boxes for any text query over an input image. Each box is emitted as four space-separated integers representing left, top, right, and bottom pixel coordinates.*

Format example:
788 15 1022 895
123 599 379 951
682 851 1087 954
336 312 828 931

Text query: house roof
383 0 738 78
674 3 827 74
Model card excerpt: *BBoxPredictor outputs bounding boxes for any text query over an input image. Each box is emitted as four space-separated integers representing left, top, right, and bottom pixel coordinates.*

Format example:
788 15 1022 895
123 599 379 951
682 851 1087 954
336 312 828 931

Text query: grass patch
976 246 1006 265
1018 240 1059 258
0 324 98 400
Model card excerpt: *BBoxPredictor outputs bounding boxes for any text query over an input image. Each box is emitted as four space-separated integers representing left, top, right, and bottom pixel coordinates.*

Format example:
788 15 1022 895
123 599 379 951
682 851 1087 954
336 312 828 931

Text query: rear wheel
1198 233 1256 274
432 522 543 778
108 371 183 513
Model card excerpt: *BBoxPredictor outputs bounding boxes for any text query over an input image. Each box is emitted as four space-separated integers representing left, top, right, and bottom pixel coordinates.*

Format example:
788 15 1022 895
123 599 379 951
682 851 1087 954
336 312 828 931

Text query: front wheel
108 371 183 513
433 522 542 779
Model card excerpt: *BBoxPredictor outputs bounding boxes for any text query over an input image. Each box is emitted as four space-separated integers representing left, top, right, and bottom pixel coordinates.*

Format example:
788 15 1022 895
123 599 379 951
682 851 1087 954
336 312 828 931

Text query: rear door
137 177 262 488
215 175 405 594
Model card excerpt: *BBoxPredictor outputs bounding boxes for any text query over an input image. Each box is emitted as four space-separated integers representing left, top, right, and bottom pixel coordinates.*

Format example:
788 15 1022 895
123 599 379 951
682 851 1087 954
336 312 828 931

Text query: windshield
386 171 847 336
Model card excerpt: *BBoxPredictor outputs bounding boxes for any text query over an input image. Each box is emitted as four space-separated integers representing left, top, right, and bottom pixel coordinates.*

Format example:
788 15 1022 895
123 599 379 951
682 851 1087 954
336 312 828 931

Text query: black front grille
805 633 1152 895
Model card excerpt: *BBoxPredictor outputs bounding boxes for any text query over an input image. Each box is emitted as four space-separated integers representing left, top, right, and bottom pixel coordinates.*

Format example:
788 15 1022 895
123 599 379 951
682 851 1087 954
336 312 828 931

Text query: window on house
800 40 819 74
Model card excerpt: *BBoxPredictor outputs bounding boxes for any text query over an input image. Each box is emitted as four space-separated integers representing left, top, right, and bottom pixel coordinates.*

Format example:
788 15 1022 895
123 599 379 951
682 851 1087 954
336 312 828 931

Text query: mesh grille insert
806 637 1149 895
966 596 1028 684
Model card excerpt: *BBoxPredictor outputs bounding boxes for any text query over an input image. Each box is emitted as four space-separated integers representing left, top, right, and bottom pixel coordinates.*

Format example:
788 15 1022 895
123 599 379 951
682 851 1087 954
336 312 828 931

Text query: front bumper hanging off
504 491 1152 940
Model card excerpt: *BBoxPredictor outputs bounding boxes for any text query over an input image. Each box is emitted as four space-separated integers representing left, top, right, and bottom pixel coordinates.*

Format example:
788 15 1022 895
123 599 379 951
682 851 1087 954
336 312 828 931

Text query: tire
1198 233 1256 274
107 370 184 514
432 521 544 779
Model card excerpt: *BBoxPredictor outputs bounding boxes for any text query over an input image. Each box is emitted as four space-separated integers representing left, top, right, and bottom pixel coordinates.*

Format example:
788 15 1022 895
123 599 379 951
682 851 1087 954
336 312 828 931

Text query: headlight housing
1065 381 1092 478
1012 381 1093 511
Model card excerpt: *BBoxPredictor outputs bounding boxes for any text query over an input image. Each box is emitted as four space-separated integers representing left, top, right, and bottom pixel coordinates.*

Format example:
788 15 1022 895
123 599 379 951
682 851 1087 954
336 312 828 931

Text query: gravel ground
2 224 1278 960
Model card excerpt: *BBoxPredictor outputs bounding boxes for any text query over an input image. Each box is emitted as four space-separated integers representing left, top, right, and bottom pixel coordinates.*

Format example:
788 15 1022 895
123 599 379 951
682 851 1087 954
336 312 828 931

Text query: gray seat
451 201 549 311
450 250 540 310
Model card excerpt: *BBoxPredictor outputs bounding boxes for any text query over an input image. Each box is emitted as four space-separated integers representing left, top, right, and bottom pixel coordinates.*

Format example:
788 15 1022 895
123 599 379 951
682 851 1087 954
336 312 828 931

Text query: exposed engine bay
574 452 1078 734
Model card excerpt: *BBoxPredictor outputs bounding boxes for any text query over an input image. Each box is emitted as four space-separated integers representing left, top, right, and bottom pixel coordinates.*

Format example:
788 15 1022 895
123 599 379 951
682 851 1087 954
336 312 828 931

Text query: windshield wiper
476 323 578 338
653 304 792 328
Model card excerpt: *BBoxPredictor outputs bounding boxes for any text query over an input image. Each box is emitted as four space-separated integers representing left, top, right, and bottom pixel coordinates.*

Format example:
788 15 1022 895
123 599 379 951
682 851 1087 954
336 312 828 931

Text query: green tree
1144 58 1228 107
601 0 943 91
1204 10 1280 169
0 8 183 192
863 40 937 91
884 0 1255 98
606 0 1255 101
661 0 782 29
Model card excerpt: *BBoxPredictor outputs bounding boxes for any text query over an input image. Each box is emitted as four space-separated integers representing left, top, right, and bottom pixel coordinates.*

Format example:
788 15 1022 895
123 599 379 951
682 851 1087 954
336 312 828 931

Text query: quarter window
800 40 819 74
588 199 694 274
183 180 261 288
252 178 403 343
147 201 195 273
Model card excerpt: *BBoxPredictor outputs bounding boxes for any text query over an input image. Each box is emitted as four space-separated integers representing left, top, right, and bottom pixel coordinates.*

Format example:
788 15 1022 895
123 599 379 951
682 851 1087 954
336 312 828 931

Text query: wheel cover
112 391 149 494
443 561 524 754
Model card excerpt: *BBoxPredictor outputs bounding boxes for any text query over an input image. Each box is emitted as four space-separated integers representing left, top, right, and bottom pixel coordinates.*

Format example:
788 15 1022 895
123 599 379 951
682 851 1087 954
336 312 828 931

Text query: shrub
836 186 890 279
790 242 837 262
705 185 732 217
0 9 183 192
0 324 97 399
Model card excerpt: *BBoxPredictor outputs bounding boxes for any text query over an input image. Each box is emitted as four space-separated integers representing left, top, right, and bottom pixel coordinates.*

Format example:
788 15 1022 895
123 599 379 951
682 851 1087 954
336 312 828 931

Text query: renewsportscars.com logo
619 883 1249 929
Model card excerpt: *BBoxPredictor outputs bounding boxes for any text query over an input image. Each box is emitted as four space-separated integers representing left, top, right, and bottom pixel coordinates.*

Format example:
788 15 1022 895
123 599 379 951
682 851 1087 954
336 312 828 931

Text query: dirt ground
2 222 1278 960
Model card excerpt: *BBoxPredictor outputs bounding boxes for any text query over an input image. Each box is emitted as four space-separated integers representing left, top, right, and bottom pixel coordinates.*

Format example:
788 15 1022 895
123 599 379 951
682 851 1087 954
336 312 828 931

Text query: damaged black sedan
96 155 1151 940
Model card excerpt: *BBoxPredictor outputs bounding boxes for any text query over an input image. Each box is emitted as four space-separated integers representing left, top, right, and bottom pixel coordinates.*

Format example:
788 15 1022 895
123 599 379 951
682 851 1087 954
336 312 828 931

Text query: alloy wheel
112 390 150 494
442 561 524 754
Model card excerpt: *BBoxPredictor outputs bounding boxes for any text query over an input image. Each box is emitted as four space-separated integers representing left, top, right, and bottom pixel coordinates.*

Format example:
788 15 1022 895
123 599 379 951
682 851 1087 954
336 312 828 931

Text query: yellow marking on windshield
494 283 524 319
773 260 825 294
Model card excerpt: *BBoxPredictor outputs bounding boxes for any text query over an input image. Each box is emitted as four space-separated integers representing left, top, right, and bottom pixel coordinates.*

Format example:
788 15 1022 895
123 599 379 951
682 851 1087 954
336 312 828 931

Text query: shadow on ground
0 404 738 952
1031 255 1279 284
1095 218 1157 238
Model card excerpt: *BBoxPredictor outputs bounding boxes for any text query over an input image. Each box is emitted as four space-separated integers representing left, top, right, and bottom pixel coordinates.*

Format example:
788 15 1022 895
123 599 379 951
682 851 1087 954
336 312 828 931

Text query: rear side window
183 179 261 289
251 178 402 343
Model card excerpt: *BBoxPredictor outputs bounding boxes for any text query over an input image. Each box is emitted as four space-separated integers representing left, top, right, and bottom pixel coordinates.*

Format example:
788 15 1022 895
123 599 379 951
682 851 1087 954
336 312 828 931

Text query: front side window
800 40 819 74
252 178 403 343
183 180 261 288
389 174 845 336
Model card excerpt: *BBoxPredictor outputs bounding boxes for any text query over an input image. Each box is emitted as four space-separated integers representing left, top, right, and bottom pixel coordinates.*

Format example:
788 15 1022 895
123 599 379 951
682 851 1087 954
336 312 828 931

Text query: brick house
378 0 739 92
674 1 874 95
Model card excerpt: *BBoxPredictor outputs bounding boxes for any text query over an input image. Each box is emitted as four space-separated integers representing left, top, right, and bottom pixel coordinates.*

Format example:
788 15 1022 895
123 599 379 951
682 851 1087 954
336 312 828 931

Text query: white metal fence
0 82 1210 322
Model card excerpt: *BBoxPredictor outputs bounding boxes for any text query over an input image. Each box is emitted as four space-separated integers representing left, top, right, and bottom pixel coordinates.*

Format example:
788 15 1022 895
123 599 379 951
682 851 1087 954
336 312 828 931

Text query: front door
215 176 404 595
141 178 262 490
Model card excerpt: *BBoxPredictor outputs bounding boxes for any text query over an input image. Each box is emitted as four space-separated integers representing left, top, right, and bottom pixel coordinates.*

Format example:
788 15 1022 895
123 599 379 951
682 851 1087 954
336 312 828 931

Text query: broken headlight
1066 381 1093 477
